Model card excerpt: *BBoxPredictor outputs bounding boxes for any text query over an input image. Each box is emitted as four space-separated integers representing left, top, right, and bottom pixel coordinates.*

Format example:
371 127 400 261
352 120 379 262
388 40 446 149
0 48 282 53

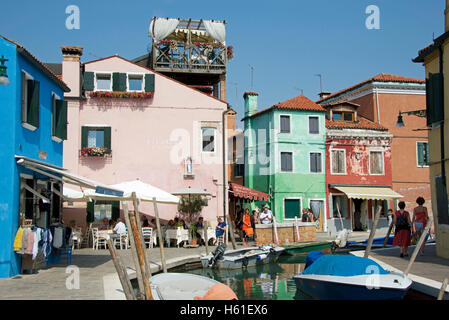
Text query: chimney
243 91 259 117
61 46 83 98
319 91 331 100
444 0 449 32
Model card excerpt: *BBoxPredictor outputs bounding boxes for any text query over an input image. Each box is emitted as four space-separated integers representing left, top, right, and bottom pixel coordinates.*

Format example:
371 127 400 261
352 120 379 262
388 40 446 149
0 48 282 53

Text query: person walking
412 197 430 255
393 201 412 258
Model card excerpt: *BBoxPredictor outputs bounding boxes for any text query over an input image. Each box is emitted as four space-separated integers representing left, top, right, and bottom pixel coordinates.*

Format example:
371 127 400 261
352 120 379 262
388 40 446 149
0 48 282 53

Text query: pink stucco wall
62 56 227 226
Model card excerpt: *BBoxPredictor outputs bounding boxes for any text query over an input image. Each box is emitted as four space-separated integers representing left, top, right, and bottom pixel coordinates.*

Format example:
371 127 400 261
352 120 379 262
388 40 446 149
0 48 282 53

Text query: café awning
333 185 403 200
16 155 124 197
230 183 270 202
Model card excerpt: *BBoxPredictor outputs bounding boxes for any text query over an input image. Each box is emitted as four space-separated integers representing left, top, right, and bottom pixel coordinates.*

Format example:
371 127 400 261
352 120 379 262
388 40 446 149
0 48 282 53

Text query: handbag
245 227 254 236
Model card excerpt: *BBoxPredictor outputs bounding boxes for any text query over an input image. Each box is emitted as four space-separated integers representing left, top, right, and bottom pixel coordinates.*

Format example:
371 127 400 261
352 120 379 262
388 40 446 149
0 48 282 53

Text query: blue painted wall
0 37 64 278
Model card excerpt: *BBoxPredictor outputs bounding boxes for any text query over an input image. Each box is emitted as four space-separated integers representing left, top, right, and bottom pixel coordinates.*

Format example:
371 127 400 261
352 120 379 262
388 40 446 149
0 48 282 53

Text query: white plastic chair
92 228 107 250
114 233 129 250
142 227 153 248
72 228 83 250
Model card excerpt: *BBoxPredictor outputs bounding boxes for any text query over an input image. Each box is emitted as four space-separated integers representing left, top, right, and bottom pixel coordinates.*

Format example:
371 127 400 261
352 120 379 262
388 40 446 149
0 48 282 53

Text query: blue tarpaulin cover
302 254 390 277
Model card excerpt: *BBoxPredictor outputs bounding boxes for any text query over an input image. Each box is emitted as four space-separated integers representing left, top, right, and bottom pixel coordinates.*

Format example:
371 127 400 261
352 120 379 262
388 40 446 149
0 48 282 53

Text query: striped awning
230 183 270 202
333 186 403 200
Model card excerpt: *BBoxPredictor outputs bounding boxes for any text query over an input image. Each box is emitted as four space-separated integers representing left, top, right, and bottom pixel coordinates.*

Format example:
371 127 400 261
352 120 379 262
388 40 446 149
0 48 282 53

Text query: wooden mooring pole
404 222 432 276
152 197 167 273
438 278 448 300
226 214 237 249
364 206 382 258
294 216 300 242
107 239 136 300
382 221 394 248
273 216 279 245
122 202 144 299
204 221 210 255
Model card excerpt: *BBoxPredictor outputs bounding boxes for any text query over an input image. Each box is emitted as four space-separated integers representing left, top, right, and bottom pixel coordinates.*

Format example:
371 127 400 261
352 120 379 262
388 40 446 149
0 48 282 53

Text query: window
202 128 216 153
81 126 111 153
95 73 112 91
369 151 384 175
280 152 293 172
309 116 319 134
89 200 120 223
332 195 348 218
310 152 322 173
417 142 429 167
21 71 39 130
331 149 346 174
280 115 291 133
332 111 354 122
284 198 301 219
234 163 244 177
128 74 144 92
51 93 68 141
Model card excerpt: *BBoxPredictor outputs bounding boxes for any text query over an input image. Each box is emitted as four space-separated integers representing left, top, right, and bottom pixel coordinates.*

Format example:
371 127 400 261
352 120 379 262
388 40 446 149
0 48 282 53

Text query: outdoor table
198 228 216 244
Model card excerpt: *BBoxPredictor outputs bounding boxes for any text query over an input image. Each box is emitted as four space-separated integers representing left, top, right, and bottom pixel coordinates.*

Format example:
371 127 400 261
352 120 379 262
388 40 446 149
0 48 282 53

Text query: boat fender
257 254 267 261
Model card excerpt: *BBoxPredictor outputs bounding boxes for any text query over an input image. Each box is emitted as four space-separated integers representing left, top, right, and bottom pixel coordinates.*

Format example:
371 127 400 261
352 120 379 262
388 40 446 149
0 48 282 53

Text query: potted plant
177 194 207 245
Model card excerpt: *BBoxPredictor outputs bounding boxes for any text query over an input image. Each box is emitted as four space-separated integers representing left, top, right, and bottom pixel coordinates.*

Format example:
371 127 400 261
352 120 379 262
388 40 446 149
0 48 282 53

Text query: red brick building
318 74 430 216
321 101 402 235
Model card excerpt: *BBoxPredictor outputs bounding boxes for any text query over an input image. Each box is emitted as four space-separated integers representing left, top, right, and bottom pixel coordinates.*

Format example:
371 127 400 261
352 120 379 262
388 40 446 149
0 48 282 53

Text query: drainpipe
438 45 447 188
375 87 381 124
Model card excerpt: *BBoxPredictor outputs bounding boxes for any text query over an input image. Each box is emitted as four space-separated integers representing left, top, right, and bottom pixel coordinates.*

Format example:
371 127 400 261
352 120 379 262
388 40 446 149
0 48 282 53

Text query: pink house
57 47 228 230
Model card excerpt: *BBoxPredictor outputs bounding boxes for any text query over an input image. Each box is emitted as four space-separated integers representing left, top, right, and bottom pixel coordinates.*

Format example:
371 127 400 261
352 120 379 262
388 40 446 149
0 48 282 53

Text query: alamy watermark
365 5 380 30
66 265 80 290
66 5 80 30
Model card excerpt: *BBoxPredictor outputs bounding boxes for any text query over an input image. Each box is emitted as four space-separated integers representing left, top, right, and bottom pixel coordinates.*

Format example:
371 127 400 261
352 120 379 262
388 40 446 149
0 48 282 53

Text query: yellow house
413 0 449 259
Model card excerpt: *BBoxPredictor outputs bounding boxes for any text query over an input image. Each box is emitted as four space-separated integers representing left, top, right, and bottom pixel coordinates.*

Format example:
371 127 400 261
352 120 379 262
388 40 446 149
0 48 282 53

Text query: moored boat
149 272 238 300
282 241 333 255
201 244 285 269
293 252 412 300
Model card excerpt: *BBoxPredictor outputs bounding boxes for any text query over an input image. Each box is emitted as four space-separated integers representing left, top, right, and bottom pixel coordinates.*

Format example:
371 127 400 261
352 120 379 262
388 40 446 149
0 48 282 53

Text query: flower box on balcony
89 91 154 100
80 147 111 158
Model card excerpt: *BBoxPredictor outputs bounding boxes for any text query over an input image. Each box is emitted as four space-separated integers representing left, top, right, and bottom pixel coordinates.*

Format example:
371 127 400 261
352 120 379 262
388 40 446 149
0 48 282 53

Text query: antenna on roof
315 74 323 93
294 87 304 95
249 65 254 90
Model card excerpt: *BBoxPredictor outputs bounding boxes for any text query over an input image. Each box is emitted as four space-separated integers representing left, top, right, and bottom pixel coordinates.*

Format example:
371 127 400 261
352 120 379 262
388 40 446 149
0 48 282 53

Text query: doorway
353 199 363 231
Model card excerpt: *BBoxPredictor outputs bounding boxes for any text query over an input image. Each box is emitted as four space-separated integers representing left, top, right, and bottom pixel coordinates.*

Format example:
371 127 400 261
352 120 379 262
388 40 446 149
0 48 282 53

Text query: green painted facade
244 95 326 223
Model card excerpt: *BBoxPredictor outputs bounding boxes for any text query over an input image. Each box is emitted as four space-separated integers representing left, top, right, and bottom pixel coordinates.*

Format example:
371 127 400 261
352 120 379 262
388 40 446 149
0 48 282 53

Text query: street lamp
395 109 427 127
0 55 10 85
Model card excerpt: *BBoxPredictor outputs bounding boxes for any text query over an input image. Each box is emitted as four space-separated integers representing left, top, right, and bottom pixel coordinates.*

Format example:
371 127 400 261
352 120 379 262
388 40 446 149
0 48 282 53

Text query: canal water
172 254 433 300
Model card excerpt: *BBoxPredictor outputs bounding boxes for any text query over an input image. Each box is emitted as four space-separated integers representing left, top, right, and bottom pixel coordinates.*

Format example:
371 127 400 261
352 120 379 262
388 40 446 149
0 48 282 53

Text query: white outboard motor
334 229 350 248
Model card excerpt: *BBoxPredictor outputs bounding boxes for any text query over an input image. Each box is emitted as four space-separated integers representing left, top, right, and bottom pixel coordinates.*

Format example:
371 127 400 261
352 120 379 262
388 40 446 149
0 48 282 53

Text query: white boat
293 252 413 300
201 244 285 269
149 273 220 300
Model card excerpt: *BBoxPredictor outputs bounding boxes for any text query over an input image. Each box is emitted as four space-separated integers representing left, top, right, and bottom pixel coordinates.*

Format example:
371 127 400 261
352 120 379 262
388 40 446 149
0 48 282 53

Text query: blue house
0 36 70 278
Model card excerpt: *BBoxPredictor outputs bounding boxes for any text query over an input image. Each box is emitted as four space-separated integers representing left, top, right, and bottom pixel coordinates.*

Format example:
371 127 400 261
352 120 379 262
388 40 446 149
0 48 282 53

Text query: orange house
318 74 430 214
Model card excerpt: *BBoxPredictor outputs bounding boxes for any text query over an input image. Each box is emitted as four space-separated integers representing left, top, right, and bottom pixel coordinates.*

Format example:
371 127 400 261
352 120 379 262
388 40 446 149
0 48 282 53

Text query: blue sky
0 0 444 128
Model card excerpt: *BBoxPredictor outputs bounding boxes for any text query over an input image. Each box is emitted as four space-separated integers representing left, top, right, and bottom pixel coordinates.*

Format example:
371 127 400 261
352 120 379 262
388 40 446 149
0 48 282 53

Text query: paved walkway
0 244 226 300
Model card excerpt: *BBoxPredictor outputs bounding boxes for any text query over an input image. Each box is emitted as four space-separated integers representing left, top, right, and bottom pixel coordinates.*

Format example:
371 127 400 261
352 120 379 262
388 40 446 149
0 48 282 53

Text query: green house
242 92 327 224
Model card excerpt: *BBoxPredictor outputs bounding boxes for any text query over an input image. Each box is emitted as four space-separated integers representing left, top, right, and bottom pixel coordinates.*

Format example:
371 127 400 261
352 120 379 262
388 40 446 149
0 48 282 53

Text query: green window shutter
111 201 120 221
435 175 449 225
112 72 127 91
425 142 429 166
428 73 444 124
425 78 432 126
86 201 94 223
83 72 95 91
81 126 89 148
417 142 424 167
284 199 301 219
55 100 68 140
104 127 111 153
144 73 155 92
27 80 40 128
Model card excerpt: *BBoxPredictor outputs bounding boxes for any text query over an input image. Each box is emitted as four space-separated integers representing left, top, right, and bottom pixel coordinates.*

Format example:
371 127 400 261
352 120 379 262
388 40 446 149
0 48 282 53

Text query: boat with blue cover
293 251 412 300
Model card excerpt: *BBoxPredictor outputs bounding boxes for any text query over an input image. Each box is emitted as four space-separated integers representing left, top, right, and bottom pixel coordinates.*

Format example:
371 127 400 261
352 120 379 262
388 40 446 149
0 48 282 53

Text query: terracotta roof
413 30 449 63
242 95 325 120
0 35 70 92
326 116 387 131
243 91 259 98
317 73 425 103
242 94 325 120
